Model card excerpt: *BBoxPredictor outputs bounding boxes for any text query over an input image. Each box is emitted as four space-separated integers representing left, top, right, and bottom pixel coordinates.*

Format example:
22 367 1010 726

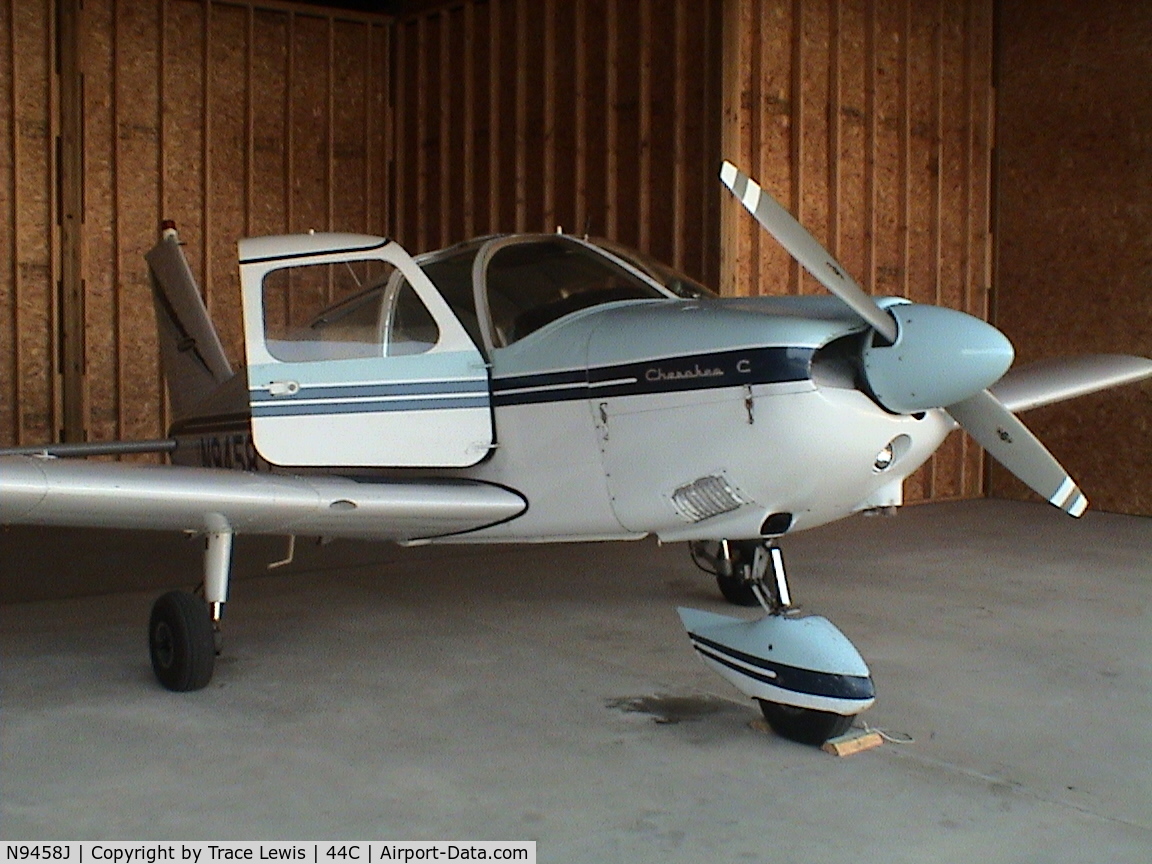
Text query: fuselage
454 294 953 543
163 231 959 546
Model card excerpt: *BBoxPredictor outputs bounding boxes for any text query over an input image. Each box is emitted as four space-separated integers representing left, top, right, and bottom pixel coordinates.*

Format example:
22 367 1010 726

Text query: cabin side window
261 260 439 361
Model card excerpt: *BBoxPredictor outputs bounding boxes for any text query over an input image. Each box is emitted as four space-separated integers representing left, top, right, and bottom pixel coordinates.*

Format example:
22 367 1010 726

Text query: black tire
715 540 762 606
149 590 215 692
715 572 760 606
757 699 854 745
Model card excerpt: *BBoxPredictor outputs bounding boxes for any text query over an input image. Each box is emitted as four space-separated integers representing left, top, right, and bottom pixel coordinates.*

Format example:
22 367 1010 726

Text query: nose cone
861 303 1014 414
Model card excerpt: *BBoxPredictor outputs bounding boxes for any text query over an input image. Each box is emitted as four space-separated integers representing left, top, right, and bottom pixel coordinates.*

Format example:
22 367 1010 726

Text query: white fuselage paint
448 380 952 544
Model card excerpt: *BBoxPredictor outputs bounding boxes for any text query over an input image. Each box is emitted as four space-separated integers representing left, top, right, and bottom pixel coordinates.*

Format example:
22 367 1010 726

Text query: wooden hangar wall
0 0 392 448
386 0 994 508
992 0 1152 517
717 0 994 506
387 0 725 286
26 0 1132 514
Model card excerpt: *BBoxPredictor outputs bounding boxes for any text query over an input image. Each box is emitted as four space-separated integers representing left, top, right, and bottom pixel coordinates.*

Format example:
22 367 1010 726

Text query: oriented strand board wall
720 0 995 505
85 0 392 444
0 0 59 448
6 0 1023 513
389 0 725 290
993 1 1152 516
0 0 391 449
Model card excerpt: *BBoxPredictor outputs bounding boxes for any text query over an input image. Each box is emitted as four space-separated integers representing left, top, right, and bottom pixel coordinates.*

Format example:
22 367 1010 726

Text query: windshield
482 237 667 345
590 238 717 299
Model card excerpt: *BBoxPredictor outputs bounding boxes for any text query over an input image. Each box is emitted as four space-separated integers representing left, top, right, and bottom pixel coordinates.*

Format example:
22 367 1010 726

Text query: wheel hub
152 620 175 669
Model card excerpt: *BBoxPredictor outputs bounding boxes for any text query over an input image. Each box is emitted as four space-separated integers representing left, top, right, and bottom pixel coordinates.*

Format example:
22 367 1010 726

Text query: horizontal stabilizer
0 439 176 458
0 456 526 542
990 354 1152 414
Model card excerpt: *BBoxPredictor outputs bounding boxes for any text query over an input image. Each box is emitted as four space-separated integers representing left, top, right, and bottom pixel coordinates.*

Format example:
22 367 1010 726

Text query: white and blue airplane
3 162 1149 745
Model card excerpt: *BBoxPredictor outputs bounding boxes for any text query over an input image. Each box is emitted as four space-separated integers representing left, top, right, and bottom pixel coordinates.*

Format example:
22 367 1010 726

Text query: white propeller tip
1050 476 1088 517
720 161 738 189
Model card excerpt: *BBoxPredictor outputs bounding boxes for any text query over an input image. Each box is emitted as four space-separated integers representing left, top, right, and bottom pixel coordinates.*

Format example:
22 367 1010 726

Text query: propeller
719 161 898 343
946 390 1087 516
720 160 1089 517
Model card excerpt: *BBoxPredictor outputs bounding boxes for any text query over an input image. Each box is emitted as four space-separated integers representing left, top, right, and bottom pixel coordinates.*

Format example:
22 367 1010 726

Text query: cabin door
239 235 493 468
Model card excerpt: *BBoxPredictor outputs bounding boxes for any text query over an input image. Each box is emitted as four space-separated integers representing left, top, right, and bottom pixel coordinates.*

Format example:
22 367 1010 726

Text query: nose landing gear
681 539 874 745
690 539 780 607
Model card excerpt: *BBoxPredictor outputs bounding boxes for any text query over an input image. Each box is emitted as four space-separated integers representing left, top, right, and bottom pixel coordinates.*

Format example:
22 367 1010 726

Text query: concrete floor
1 499 1150 860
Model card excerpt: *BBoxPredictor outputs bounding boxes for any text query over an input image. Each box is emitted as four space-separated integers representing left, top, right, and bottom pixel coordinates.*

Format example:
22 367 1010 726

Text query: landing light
873 443 895 472
873 434 912 472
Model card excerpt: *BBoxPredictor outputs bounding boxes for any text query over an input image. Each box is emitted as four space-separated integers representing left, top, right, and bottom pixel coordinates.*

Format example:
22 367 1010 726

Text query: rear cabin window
262 260 438 361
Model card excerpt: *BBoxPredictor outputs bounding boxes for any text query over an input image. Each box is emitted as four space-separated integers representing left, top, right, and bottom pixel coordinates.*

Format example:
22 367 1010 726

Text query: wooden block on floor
749 719 884 755
822 730 884 757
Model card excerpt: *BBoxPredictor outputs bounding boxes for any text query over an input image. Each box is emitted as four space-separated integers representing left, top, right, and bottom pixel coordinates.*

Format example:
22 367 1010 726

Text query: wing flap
0 456 525 541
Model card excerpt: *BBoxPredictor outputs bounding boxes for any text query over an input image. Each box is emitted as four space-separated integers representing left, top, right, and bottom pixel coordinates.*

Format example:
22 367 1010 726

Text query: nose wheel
684 539 873 745
691 539 791 612
756 700 854 745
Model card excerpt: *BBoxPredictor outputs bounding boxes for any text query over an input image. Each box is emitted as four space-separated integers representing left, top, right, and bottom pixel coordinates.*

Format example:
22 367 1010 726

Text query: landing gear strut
682 539 874 745
148 529 232 692
691 539 783 608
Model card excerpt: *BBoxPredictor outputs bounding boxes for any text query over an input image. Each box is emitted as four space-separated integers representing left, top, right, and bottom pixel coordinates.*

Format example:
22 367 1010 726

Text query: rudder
145 223 234 422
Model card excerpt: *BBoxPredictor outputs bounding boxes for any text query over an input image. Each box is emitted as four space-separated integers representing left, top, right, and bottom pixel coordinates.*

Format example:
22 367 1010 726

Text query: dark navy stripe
491 368 586 391
490 383 587 407
692 644 783 689
251 395 490 417
689 632 874 701
492 346 813 407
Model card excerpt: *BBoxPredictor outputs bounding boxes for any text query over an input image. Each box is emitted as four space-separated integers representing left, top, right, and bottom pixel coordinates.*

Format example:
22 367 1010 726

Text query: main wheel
757 699 854 745
149 590 215 692
715 540 761 606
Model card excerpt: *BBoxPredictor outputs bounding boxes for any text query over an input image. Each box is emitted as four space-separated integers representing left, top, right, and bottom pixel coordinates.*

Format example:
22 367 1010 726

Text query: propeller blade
946 389 1088 517
720 161 899 344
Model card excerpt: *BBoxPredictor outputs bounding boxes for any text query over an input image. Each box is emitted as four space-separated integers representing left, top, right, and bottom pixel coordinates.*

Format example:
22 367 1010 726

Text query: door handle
267 380 301 397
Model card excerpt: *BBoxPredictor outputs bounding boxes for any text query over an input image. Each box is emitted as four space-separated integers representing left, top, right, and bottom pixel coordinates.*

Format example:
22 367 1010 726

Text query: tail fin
146 223 234 421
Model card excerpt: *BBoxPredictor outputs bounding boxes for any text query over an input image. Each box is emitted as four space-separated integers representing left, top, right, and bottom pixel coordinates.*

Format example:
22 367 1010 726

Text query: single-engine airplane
2 162 1150 745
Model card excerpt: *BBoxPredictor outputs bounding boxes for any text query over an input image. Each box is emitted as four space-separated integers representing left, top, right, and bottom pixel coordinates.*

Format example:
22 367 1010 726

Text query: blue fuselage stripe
251 396 491 417
249 346 814 416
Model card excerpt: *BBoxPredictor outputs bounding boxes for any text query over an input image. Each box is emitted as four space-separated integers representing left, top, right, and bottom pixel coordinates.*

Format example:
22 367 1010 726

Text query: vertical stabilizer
146 224 234 421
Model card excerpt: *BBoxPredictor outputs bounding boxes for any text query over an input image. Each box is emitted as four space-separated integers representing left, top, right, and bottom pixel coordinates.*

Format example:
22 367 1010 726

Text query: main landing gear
148 530 232 692
682 539 875 745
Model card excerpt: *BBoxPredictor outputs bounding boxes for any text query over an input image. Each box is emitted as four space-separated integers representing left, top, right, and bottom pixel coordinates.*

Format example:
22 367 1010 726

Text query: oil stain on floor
606 693 745 725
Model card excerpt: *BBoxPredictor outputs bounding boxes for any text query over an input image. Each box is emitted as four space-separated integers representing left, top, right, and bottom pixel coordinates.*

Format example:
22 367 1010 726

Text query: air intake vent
671 475 749 523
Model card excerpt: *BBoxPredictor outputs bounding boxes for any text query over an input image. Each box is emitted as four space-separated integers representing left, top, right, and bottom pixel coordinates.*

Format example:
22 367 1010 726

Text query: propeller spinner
720 160 1089 517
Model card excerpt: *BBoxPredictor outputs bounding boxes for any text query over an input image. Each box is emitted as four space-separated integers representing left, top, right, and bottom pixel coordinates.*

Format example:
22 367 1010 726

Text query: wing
0 456 526 541
989 354 1152 414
